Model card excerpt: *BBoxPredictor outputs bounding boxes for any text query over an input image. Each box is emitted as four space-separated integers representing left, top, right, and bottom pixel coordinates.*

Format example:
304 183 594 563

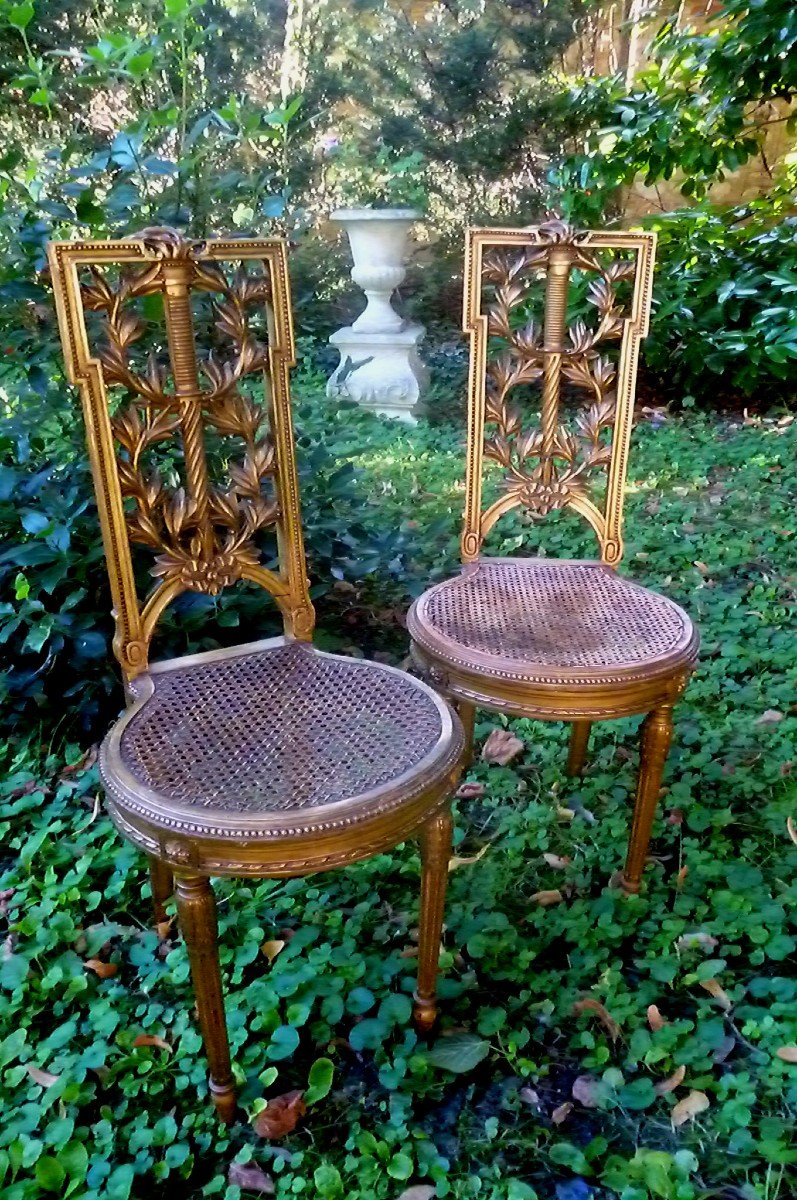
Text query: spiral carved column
540 247 572 486
162 262 212 553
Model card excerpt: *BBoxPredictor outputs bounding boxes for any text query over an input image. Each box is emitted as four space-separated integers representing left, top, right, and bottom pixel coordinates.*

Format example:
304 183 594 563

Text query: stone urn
327 208 428 423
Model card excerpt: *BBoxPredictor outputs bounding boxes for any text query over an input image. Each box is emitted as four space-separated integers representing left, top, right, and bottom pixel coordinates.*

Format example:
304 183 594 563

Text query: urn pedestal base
327 323 428 424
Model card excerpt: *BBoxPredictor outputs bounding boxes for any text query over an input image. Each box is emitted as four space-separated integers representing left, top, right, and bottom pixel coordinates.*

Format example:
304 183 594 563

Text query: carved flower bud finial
129 227 207 260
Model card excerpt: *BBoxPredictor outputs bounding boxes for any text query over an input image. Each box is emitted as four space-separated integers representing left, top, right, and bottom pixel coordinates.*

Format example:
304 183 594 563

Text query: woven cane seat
408 558 698 684
100 640 462 842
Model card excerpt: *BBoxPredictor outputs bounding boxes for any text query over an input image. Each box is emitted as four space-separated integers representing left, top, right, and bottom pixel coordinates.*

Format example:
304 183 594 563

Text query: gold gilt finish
48 230 463 1124
408 221 698 892
48 227 315 680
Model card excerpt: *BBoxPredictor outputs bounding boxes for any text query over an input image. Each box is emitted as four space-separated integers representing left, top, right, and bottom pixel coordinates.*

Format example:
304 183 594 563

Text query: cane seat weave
408 559 697 684
100 639 462 839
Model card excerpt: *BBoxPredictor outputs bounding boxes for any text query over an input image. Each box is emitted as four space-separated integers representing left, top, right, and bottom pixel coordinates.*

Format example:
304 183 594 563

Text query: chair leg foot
566 720 592 777
175 874 236 1124
457 700 476 768
623 705 674 893
413 807 453 1034
148 856 173 927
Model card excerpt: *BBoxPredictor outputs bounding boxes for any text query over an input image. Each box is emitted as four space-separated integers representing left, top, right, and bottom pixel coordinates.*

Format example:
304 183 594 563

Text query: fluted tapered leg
148 856 173 926
457 700 476 768
413 807 453 1034
174 874 236 1124
566 720 592 777
623 705 674 893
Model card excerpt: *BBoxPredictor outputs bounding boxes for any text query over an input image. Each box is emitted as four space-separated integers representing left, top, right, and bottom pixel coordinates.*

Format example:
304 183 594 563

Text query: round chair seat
100 639 463 874
407 558 698 716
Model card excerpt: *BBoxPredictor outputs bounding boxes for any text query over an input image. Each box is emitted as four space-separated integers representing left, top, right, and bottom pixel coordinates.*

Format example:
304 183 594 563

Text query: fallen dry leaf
671 1089 710 1127
132 1034 172 1053
397 1188 437 1200
481 729 524 766
700 978 732 1010
531 889 563 906
542 853 571 869
519 1086 541 1108
573 998 621 1041
572 1075 602 1108
755 709 784 725
676 865 689 890
787 816 797 846
551 1101 573 1125
156 917 175 941
556 806 576 822
448 843 490 872
647 1004 668 1031
252 1091 306 1139
775 1046 797 1063
456 782 485 799
26 1064 60 1088
227 1161 275 1194
655 1064 686 1095
84 959 118 979
261 939 286 964
676 931 718 952
59 745 98 779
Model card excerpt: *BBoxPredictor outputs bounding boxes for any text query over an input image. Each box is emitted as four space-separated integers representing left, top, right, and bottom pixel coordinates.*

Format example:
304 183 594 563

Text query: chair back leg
566 720 592 777
175 874 237 1124
413 807 454 1033
148 856 174 927
623 704 674 892
457 700 476 768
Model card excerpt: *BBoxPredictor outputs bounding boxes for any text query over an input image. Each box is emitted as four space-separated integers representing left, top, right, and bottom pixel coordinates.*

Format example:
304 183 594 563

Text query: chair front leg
413 807 453 1033
174 874 236 1124
623 704 674 893
566 720 592 777
148 856 173 927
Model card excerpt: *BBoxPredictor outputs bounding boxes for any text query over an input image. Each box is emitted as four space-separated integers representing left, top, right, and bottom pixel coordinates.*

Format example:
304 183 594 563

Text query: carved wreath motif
81 229 279 595
482 220 637 518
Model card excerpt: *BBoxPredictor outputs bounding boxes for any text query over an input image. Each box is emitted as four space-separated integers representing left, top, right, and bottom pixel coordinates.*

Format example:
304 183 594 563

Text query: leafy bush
644 208 797 407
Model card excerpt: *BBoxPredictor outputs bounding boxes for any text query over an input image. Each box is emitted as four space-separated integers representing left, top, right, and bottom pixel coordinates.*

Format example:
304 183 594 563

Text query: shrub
644 208 797 407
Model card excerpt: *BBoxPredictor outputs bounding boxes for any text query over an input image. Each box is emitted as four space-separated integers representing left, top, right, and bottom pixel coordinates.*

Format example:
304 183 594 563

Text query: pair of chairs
48 221 697 1123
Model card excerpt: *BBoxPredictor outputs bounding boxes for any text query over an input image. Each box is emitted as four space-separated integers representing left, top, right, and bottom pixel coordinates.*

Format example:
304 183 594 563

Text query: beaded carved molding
461 221 656 566
48 229 314 680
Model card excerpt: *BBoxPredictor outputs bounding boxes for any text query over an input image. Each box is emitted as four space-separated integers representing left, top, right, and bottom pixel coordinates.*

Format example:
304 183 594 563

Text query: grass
1 400 796 1200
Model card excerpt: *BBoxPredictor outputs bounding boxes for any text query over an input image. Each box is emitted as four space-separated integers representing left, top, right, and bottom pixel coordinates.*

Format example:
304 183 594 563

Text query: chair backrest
461 220 656 567
48 228 314 684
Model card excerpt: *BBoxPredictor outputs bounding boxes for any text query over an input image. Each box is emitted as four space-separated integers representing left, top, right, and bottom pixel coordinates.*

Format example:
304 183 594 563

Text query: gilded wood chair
48 228 463 1123
407 221 698 892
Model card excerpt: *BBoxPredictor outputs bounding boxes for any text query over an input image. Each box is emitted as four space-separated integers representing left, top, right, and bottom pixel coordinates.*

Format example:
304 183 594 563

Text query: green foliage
324 141 428 211
550 0 797 214
644 206 797 406
316 0 574 219
2 408 796 1199
544 0 797 409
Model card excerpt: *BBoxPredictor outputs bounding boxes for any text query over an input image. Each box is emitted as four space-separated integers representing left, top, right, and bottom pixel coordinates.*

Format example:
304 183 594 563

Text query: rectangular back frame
48 230 315 684
460 223 657 567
